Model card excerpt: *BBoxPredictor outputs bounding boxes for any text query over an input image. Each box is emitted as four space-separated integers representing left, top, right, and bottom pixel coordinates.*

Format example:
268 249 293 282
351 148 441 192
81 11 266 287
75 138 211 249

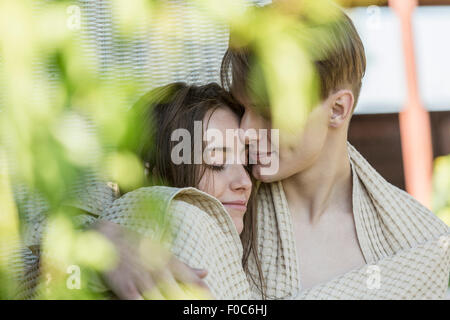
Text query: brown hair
131 82 266 298
221 8 366 112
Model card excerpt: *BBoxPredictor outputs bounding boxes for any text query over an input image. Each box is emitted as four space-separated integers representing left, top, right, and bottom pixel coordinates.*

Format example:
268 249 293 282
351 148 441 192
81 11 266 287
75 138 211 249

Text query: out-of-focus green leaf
432 155 450 226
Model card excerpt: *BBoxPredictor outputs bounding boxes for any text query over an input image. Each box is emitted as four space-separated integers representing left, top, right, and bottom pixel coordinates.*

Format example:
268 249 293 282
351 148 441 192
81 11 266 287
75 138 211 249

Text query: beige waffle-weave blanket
12 183 252 299
99 186 251 299
248 142 450 299
13 142 450 299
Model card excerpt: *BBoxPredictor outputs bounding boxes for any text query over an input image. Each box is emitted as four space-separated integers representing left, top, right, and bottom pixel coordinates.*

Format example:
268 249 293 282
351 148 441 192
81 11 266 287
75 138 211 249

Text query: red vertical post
389 0 433 208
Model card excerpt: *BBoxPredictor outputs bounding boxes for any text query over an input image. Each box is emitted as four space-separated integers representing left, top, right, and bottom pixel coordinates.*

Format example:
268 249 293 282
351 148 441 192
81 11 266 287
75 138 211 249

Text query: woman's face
198 106 252 235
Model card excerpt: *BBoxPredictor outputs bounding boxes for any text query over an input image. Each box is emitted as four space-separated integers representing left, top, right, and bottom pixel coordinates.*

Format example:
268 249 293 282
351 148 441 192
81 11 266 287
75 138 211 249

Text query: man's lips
221 200 247 212
249 152 273 165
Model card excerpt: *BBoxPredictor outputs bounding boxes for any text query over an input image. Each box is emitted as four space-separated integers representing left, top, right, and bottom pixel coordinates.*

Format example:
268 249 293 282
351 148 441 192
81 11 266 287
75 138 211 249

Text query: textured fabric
87 143 449 300
296 236 449 299
246 181 299 299
99 186 251 299
12 139 450 300
14 185 252 300
14 174 117 248
15 142 450 300
249 142 450 299
0 238 40 300
13 246 41 300
75 0 269 94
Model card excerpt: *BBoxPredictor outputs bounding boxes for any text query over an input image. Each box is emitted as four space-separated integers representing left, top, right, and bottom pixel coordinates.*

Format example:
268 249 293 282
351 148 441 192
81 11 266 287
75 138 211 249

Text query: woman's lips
221 200 247 212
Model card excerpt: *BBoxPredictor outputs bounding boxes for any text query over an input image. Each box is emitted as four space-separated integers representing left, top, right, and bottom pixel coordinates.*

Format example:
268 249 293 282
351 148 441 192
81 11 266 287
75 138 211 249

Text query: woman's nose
230 165 252 192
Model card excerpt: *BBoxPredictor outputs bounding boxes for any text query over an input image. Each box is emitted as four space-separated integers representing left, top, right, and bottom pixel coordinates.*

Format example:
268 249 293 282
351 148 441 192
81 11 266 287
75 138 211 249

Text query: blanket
248 142 449 299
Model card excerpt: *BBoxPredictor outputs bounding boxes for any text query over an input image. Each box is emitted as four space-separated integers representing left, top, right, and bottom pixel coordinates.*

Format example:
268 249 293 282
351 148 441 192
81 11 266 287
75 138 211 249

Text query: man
220 5 449 299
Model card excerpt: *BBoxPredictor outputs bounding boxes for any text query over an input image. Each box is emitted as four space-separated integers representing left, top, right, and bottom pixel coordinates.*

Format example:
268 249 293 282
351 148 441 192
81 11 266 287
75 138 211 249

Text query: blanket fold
250 142 449 299
15 142 450 300
99 186 250 299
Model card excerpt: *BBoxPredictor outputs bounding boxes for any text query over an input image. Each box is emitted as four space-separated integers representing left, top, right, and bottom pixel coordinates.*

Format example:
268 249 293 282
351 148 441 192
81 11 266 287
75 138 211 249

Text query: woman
137 82 252 236
99 82 265 299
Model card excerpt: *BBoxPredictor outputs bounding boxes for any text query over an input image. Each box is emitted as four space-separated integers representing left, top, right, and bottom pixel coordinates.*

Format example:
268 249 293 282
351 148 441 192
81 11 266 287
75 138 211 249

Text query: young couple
97 8 449 300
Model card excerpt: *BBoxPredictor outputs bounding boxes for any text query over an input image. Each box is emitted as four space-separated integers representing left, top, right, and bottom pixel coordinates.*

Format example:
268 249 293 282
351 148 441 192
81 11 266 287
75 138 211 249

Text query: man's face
239 95 331 183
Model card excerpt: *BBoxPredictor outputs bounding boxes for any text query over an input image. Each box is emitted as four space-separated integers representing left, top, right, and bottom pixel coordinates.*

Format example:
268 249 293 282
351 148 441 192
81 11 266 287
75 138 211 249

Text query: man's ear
329 90 354 128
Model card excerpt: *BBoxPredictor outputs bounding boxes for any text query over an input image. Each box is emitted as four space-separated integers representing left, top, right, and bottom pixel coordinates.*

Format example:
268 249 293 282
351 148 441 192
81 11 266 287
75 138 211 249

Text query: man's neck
282 137 353 224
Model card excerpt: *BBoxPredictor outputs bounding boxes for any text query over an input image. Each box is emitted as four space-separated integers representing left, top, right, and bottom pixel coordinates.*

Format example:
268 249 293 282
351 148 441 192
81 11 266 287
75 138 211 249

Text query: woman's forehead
204 107 240 132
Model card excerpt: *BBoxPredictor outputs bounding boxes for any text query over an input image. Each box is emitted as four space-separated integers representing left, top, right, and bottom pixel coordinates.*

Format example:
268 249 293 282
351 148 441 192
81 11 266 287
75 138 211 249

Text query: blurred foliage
0 149 21 298
0 0 356 299
432 155 450 226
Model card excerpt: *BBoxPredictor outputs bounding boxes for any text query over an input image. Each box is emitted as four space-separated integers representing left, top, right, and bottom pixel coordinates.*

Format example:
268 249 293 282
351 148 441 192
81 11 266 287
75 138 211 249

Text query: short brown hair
221 8 366 111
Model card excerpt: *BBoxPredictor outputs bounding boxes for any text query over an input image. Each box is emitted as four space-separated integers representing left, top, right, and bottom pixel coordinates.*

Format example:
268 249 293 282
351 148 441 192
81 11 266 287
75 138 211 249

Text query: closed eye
206 164 225 171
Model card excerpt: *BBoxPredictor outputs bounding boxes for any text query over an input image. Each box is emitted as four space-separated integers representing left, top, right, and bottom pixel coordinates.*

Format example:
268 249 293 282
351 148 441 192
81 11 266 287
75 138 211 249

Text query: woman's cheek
198 171 215 196
211 170 227 198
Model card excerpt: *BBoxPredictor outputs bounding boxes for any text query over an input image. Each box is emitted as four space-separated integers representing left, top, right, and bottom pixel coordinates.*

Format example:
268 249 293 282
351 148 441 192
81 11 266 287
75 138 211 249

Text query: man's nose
240 111 252 132
240 110 260 145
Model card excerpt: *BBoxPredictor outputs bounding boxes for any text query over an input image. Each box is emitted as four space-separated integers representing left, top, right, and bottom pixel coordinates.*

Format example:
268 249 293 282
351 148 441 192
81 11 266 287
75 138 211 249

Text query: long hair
131 82 266 298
